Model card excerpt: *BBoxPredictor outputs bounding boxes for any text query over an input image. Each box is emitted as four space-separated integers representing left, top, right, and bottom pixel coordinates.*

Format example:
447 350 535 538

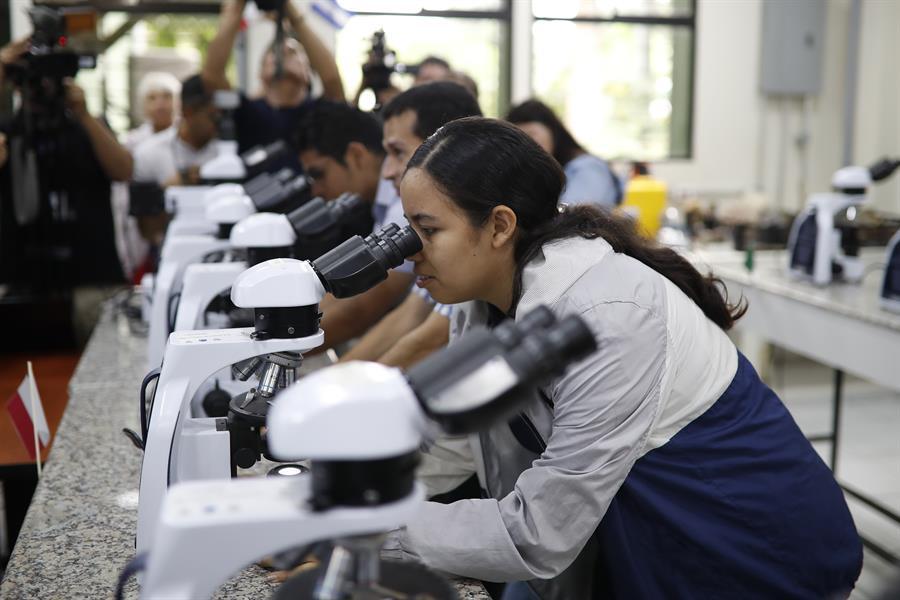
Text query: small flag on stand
5 362 50 468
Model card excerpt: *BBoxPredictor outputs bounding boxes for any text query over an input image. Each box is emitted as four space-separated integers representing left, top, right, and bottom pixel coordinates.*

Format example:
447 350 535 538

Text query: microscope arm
174 263 248 331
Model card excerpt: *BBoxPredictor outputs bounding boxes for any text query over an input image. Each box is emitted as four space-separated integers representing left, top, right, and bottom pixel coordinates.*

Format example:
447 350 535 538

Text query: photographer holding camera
0 23 133 345
202 0 345 173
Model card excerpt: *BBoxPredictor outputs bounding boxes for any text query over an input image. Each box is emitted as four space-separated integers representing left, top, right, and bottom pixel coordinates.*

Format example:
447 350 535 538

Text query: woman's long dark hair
505 99 585 166
406 117 746 330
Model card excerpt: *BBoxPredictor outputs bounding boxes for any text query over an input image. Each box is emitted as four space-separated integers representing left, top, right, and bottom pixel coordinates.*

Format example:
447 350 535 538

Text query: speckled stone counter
0 305 490 600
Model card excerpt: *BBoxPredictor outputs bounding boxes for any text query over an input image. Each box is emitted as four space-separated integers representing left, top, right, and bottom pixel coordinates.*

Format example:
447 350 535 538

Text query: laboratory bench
0 304 490 599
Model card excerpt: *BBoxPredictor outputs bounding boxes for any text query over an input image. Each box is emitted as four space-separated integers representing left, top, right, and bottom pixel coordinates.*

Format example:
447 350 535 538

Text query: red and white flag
5 368 50 461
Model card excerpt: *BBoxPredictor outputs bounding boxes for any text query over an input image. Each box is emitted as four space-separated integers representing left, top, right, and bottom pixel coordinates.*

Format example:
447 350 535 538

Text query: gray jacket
392 236 737 598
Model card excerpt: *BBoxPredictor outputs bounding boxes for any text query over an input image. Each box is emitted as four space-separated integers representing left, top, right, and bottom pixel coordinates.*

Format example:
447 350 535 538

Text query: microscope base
140 477 424 600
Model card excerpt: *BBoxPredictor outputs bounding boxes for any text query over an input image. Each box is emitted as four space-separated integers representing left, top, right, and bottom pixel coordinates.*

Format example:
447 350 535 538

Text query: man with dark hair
295 101 410 351
339 81 482 368
295 100 385 204
380 80 482 151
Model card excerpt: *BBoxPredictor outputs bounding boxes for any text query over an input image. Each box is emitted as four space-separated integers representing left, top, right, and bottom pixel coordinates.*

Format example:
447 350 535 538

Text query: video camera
361 29 419 93
4 6 97 132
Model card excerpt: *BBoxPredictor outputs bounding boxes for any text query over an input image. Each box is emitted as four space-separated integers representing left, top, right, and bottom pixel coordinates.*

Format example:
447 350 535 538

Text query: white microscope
127 306 597 600
146 194 257 369
173 193 369 335
166 170 312 239
787 157 900 286
141 171 313 325
135 225 423 556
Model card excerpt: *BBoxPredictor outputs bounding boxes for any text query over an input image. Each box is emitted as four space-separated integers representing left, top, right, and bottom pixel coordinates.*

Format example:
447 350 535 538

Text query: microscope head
231 258 325 339
251 173 313 214
287 193 369 260
829 158 900 203
200 142 247 183
268 362 421 461
241 140 289 178
204 183 245 205
409 305 597 434
204 194 256 239
230 212 297 266
831 166 872 199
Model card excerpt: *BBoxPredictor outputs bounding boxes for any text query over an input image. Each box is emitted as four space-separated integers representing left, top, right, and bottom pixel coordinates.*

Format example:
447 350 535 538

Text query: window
531 0 695 160
334 1 510 117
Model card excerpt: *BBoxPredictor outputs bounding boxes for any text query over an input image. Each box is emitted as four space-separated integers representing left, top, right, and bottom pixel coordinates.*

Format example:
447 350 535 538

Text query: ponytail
513 206 746 330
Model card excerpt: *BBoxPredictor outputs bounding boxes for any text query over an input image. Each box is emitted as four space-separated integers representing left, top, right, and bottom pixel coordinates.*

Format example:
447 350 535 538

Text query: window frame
530 0 697 160
335 1 513 115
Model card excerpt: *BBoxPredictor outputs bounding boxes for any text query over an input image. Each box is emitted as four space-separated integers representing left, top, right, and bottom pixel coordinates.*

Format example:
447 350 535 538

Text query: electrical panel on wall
759 0 826 96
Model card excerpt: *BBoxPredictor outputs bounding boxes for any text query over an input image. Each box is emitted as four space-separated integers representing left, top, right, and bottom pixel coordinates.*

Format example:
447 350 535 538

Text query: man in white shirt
133 75 220 187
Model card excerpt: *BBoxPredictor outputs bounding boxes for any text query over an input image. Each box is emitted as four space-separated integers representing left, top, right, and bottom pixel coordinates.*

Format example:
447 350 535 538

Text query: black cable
121 428 144 451
140 368 162 445
114 552 148 600
167 291 181 335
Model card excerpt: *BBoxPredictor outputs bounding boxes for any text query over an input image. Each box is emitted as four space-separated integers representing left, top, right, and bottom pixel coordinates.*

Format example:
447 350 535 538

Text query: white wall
652 0 898 215
10 0 32 40
854 0 900 213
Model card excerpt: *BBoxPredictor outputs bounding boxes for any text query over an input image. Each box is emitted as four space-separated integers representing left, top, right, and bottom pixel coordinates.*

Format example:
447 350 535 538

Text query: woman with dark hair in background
387 117 862 599
506 99 621 208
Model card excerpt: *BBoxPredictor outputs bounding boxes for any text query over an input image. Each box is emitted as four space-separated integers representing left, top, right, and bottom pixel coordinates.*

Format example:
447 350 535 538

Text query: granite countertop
686 246 900 331
0 305 489 600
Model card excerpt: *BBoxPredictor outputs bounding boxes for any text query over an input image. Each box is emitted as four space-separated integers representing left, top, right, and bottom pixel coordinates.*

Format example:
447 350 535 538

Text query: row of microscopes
785 157 900 310
125 147 600 599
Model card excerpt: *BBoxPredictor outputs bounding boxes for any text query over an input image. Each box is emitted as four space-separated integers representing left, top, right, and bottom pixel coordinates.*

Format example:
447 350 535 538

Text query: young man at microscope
202 0 345 173
293 82 481 353
337 82 483 369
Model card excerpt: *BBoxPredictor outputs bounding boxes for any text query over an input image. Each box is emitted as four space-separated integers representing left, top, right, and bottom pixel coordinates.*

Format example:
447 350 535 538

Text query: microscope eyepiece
311 225 421 298
869 158 900 183
364 224 422 271
407 306 597 434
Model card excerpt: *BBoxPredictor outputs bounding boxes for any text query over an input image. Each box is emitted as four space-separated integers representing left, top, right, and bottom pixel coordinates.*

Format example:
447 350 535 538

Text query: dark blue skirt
595 353 863 599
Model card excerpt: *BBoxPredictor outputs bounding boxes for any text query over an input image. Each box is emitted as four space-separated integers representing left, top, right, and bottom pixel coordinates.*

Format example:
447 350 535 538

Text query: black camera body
361 29 418 93
253 0 287 10
4 7 96 133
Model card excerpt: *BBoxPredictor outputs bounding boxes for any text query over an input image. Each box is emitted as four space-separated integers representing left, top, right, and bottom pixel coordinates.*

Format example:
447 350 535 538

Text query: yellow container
621 175 667 238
